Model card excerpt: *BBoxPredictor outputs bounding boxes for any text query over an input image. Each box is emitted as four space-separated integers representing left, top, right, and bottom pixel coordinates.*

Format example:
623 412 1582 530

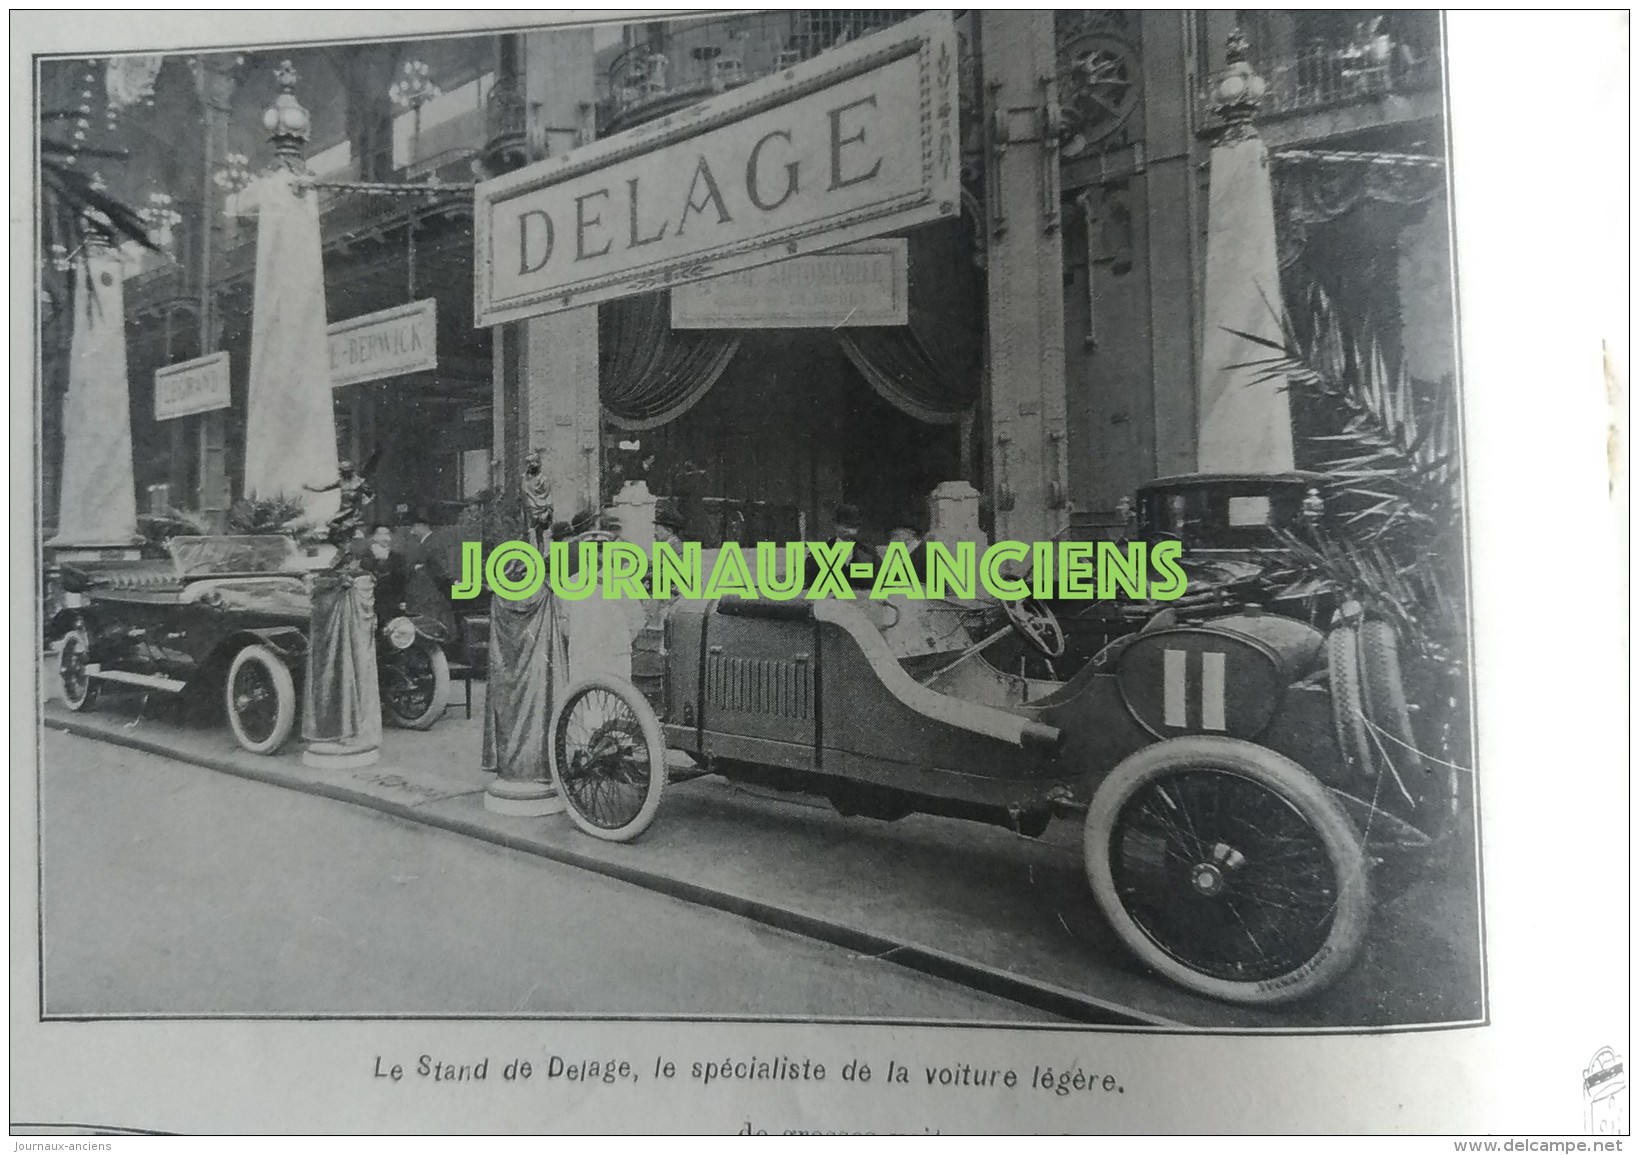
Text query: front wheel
1084 736 1371 1006
224 644 297 755
548 676 666 843
381 642 450 730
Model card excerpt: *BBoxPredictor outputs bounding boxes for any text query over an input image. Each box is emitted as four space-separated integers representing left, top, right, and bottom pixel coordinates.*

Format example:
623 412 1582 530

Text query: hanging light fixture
138 190 182 251
389 58 441 172
388 58 441 113
213 151 253 196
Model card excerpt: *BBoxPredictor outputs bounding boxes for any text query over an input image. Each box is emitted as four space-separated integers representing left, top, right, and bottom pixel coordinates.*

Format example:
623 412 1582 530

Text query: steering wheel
1004 596 1065 659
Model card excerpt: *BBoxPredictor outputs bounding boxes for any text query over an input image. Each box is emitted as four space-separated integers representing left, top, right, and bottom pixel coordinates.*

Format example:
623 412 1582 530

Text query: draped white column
1197 33 1296 475
49 240 141 549
243 171 340 524
1197 131 1295 473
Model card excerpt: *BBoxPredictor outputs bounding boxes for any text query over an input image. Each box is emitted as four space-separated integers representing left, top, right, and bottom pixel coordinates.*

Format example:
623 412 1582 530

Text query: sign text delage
473 13 958 323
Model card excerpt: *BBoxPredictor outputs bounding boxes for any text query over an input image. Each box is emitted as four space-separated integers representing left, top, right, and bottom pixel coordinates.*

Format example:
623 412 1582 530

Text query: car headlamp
384 616 416 650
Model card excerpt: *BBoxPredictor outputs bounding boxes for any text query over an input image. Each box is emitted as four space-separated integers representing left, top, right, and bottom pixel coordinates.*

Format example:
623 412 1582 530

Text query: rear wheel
1085 736 1371 1005
58 623 95 712
381 642 450 730
549 676 666 843
225 644 296 755
1327 626 1373 780
1358 619 1454 832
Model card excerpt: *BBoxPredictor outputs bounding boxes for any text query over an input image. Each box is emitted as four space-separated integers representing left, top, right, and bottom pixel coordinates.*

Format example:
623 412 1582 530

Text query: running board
85 666 187 693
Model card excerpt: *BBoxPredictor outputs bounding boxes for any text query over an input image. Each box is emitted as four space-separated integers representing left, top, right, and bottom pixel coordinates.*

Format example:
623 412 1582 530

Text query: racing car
544 560 1455 1008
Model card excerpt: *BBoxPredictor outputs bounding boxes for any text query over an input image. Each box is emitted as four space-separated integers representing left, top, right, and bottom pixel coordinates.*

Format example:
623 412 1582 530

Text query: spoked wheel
381 642 450 730
549 676 666 843
1085 736 1370 1006
58 623 95 712
224 644 297 755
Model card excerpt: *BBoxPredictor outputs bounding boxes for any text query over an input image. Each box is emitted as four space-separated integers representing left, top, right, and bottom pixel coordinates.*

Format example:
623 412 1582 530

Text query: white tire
548 676 666 843
1085 736 1371 1006
224 644 297 755
58 623 96 712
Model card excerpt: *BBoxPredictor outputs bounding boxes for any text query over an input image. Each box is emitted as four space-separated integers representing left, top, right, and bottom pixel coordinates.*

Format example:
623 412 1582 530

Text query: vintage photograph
31 8 1480 1040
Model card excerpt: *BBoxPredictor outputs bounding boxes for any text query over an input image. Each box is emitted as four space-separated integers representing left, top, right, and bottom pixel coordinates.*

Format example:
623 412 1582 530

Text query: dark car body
50 537 311 684
650 597 1339 828
49 536 450 748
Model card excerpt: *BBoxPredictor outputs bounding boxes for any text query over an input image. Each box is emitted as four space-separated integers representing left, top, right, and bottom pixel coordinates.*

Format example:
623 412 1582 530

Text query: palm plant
39 123 157 324
40 138 154 258
1228 284 1467 669
455 487 525 554
226 493 313 540
136 506 211 559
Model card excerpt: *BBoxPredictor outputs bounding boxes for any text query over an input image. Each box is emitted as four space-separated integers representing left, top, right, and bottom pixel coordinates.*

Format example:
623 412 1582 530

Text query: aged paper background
9 8 1629 1138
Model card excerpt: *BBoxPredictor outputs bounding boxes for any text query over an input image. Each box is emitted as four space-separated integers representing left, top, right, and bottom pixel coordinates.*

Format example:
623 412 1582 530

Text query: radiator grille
705 655 813 719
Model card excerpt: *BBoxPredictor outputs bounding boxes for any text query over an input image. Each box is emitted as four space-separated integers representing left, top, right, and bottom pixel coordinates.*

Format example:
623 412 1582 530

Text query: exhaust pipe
1020 720 1064 752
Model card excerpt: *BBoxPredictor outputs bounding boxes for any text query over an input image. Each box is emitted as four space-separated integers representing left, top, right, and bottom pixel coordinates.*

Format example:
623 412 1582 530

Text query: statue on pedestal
521 449 554 550
305 450 379 553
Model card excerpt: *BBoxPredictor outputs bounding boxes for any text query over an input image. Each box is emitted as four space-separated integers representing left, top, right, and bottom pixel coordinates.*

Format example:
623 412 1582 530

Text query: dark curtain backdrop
599 290 741 430
599 219 983 430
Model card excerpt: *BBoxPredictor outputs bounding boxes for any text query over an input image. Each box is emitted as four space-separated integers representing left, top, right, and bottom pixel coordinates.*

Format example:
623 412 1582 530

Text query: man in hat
400 506 456 637
828 502 881 583
654 498 686 552
356 523 409 614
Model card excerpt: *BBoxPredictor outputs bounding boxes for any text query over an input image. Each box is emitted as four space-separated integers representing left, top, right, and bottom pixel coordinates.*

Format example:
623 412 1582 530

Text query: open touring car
48 535 451 752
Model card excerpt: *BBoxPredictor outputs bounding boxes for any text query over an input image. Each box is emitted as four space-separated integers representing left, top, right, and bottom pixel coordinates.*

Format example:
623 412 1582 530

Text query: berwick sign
472 12 959 325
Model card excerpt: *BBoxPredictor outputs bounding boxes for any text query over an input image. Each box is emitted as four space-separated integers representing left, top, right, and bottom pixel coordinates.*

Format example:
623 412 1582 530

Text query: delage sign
154 352 230 421
328 299 438 387
473 12 959 325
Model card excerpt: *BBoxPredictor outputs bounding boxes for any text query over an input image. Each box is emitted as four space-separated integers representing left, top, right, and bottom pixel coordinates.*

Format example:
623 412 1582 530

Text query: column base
484 777 566 817
302 742 381 770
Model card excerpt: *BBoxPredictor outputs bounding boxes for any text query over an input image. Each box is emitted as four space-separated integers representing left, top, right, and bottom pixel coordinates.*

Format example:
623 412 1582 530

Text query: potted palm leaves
1229 285 1471 837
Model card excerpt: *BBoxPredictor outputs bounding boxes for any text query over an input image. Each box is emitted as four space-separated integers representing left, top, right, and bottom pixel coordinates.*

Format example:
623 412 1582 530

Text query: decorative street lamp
1208 26 1269 142
388 58 441 170
262 59 312 167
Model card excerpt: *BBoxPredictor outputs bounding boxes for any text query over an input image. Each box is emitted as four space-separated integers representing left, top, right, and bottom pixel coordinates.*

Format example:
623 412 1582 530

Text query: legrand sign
154 352 231 421
328 299 437 387
670 239 908 329
474 12 958 325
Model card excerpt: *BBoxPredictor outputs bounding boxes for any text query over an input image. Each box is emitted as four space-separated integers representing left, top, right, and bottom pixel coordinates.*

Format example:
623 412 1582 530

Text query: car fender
44 607 83 644
213 626 308 671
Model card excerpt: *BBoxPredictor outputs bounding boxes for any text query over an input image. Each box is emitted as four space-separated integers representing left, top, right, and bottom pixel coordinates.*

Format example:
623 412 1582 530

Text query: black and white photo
11 7 1629 1140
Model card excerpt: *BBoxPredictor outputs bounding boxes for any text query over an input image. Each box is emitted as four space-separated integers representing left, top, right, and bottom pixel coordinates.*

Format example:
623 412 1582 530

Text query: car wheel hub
1189 862 1225 896
1188 842 1246 897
